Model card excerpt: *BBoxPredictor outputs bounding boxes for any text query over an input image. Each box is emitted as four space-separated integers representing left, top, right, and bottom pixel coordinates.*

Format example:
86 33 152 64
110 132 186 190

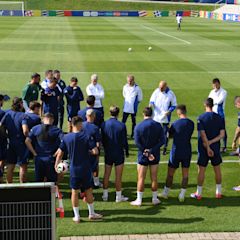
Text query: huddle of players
0 71 240 223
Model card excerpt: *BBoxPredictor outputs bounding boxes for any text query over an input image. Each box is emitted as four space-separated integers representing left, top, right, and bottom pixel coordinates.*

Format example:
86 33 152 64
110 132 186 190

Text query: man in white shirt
149 81 177 155
208 78 228 152
41 70 53 90
176 14 182 30
86 74 105 116
122 75 143 138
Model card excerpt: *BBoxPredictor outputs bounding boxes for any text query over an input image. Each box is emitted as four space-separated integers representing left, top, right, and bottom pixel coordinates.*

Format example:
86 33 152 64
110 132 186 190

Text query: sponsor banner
0 10 23 16
223 13 240 22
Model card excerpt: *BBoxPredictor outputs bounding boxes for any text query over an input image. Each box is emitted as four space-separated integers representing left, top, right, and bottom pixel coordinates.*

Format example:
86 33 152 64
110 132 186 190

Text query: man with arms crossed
191 98 225 200
160 105 194 202
208 78 227 153
101 106 129 203
149 81 177 155
131 107 165 206
122 75 143 138
55 116 102 223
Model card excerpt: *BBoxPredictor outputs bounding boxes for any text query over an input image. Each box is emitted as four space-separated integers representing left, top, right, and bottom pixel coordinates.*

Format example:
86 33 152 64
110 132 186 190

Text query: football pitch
0 16 240 238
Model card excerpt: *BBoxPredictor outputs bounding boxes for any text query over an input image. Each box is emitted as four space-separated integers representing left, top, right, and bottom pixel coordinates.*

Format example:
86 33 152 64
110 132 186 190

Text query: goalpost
0 1 25 16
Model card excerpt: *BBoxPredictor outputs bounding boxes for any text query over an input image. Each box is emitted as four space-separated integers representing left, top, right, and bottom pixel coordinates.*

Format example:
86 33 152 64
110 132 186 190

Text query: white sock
73 207 80 219
93 177 100 186
137 191 143 202
216 184 222 194
164 186 170 195
179 188 186 197
103 189 108 197
87 203 95 216
152 191 158 200
196 185 202 195
116 191 122 200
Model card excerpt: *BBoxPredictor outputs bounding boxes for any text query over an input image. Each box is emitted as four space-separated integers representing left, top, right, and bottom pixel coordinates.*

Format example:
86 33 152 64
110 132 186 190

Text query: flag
154 11 161 17
56 10 64 17
41 10 48 17
138 10 148 17
25 10 33 16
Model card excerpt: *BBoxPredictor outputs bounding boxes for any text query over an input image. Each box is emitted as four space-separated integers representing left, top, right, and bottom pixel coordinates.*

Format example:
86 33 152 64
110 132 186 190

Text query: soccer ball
148 46 152 51
128 47 132 52
56 161 69 174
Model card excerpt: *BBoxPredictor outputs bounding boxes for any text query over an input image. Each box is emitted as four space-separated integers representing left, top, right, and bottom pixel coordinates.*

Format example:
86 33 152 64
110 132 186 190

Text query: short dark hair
12 97 23 112
53 70 60 74
0 94 4 102
86 95 95 106
176 104 187 114
43 113 54 119
45 70 53 76
31 73 40 79
71 77 78 83
29 101 41 111
212 78 220 84
72 116 83 126
143 107 152 117
50 77 58 84
204 98 214 108
109 105 120 117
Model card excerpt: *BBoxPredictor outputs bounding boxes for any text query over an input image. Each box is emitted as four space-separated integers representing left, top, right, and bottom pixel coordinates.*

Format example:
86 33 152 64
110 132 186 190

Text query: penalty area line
142 25 191 45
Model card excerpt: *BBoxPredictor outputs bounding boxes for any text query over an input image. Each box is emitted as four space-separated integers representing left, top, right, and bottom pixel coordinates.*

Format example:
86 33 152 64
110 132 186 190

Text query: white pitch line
142 25 191 45
99 160 240 166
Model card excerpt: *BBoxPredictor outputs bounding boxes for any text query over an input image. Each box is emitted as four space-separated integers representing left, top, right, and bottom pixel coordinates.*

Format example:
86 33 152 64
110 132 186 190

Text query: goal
0 1 25 16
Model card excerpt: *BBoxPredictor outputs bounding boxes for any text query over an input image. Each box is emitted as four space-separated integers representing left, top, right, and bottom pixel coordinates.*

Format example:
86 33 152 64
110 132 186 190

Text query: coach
149 81 177 155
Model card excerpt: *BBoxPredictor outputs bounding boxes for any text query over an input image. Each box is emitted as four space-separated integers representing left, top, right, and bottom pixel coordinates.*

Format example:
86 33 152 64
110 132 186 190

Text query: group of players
0 69 240 223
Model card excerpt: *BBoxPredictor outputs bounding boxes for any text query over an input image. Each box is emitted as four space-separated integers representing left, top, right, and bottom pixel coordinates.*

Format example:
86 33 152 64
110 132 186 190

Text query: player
208 78 227 153
101 106 129 203
86 74 105 115
0 97 28 183
176 14 182 30
41 78 60 126
41 70 53 90
64 77 84 132
232 96 240 191
149 81 177 155
78 95 103 128
191 98 225 200
54 70 66 130
160 105 194 202
122 75 143 138
25 113 63 183
22 73 41 111
131 107 165 206
83 109 102 188
55 116 102 223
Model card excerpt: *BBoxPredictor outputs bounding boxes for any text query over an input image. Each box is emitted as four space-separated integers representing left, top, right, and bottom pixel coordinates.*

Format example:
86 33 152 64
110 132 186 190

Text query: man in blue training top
160 104 194 202
55 116 103 223
101 106 129 203
41 78 60 126
191 98 225 200
83 109 102 188
0 97 29 183
64 77 84 132
131 107 165 206
78 95 103 128
25 113 63 184
41 69 53 90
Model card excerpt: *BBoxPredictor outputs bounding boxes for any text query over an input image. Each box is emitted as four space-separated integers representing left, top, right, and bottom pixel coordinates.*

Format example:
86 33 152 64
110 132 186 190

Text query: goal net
0 1 24 16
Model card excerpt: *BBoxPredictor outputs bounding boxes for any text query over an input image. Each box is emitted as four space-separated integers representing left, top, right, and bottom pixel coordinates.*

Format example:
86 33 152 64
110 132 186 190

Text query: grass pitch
0 17 240 238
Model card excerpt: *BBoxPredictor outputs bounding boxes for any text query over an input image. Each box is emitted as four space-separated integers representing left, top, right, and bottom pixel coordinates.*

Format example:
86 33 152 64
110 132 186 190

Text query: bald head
159 81 167 92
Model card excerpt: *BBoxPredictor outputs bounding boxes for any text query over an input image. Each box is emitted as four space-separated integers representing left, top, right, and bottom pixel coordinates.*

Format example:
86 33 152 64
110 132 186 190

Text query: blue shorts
138 155 160 166
6 142 29 165
105 154 124 166
34 157 57 182
169 151 191 168
197 150 222 167
90 156 98 172
0 141 7 160
70 171 92 190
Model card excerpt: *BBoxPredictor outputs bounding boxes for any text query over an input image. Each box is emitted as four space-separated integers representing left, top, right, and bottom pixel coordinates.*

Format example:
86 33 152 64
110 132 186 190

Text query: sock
137 191 143 202
73 207 80 219
116 191 122 200
93 177 100 186
196 185 202 195
216 184 222 194
152 191 158 200
103 189 108 198
87 203 95 216
179 188 186 198
164 186 170 195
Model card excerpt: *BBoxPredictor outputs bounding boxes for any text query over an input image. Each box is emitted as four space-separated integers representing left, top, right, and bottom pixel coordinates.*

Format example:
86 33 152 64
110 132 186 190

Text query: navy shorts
34 157 57 182
105 154 124 166
70 171 92 190
90 156 98 172
0 141 7 160
6 142 29 165
169 151 191 168
138 156 160 166
197 150 222 167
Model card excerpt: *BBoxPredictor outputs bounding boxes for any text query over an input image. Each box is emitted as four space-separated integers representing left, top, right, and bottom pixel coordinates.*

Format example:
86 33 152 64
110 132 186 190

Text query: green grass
8 0 215 11
0 17 240 238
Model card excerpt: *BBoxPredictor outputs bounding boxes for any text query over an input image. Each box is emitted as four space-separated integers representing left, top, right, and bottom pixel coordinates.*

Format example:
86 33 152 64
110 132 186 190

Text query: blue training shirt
78 107 103 128
22 112 41 130
134 118 165 162
60 131 96 177
82 121 101 143
197 112 225 152
169 118 194 160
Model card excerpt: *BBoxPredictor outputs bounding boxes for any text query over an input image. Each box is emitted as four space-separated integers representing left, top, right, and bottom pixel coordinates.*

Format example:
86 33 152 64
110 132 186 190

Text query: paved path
61 232 240 240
